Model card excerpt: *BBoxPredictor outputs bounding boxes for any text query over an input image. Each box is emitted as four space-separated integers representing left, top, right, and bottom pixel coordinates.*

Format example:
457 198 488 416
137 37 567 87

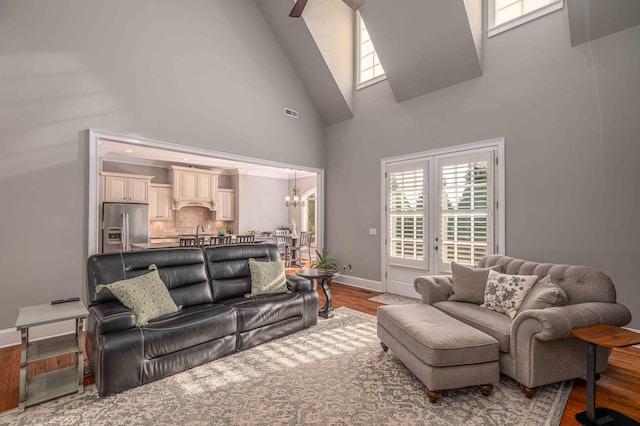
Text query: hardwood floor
1 281 638 425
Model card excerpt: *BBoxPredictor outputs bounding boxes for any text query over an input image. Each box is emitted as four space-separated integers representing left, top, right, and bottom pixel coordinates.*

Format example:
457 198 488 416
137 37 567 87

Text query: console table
296 269 340 318
15 301 88 412
571 324 640 426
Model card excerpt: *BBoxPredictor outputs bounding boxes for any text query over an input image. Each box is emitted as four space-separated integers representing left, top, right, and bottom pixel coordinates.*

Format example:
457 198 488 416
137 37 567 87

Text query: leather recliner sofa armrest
414 275 454 305
510 302 632 355
286 274 313 292
89 302 137 336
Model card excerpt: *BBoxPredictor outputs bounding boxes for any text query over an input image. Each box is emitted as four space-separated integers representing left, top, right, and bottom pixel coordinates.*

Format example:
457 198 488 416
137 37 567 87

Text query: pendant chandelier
285 171 306 208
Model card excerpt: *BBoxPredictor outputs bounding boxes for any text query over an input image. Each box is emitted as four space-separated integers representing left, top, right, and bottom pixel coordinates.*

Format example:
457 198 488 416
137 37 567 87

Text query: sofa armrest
510 302 632 354
88 302 137 336
414 275 453 305
286 274 313 292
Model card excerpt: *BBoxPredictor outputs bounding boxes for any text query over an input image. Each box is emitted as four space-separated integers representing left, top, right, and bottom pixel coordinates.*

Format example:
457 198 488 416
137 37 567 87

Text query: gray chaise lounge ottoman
377 304 500 403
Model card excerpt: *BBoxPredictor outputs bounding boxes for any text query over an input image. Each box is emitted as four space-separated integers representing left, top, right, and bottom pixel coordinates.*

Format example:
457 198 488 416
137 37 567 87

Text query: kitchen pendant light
285 171 306 208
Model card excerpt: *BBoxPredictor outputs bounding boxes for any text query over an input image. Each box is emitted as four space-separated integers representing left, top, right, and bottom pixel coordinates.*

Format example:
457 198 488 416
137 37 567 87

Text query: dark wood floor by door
1 282 638 425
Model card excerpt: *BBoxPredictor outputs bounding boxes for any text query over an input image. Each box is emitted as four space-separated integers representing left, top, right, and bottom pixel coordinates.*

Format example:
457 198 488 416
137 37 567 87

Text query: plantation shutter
387 161 428 269
437 151 494 271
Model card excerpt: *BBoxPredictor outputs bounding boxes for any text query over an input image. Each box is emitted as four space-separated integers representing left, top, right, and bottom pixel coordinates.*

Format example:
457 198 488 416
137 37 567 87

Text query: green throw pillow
96 264 180 327
246 258 290 298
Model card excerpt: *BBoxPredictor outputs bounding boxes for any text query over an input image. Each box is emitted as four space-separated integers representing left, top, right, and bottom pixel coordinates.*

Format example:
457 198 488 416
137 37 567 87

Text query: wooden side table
15 301 88 412
296 269 340 318
571 324 640 426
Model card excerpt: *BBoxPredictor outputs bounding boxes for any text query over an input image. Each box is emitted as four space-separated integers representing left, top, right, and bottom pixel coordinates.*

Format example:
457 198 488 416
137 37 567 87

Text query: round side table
296 269 340 318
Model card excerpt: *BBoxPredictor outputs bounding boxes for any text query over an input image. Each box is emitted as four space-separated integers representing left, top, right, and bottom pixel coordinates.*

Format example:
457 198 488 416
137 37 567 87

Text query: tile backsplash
150 207 233 237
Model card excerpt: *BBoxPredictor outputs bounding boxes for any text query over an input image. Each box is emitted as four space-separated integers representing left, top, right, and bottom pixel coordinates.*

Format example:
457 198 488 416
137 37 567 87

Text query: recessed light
183 158 190 161
123 149 134 153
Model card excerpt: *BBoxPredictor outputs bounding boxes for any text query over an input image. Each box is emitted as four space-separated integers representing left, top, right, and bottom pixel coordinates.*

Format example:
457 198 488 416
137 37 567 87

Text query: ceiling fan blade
343 0 364 11
289 0 309 17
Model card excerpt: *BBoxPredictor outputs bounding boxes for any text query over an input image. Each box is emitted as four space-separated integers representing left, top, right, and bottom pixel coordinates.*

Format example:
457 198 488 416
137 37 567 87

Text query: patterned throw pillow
482 270 538 318
96 264 180 327
448 262 503 304
246 258 290 298
517 274 568 314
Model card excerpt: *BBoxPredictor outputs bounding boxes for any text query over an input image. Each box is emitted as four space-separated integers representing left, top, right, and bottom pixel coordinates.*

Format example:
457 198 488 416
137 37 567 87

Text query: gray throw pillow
517 275 568 314
448 262 503 304
246 258 290 298
95 264 180 327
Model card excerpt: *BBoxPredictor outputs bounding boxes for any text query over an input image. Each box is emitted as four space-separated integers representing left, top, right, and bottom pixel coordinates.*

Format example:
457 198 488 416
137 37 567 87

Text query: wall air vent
284 108 299 119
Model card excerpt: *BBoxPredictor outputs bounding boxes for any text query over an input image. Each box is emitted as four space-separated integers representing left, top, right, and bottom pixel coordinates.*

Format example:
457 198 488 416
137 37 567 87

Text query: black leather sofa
86 243 318 396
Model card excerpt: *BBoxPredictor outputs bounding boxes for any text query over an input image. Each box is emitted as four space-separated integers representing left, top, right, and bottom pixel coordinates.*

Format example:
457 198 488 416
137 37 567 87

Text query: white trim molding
88 129 325 257
334 275 383 293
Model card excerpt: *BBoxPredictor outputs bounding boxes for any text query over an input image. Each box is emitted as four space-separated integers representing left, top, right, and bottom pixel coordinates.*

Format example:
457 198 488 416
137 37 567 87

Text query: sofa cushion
482 270 538 318
377 304 498 367
433 301 512 353
518 275 568 314
141 304 236 360
220 292 304 332
95 265 180 327
205 244 282 301
448 262 502 304
246 258 289 297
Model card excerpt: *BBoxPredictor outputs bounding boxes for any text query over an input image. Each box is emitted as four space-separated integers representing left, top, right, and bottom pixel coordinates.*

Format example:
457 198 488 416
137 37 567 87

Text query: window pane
359 15 385 84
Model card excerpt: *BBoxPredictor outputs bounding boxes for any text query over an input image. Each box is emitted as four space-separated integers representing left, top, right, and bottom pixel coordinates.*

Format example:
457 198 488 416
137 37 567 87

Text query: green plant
218 229 228 236
276 225 292 233
311 248 338 270
247 229 260 236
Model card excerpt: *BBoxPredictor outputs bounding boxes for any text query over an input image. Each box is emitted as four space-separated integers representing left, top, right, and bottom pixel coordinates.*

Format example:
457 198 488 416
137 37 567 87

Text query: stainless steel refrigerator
102 203 149 253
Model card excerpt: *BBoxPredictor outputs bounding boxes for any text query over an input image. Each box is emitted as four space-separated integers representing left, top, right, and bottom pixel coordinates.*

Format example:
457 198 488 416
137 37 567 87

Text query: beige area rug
369 293 421 305
1 307 572 425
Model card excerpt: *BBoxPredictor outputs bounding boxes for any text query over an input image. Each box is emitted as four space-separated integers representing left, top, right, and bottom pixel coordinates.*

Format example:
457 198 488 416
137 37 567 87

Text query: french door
383 142 503 297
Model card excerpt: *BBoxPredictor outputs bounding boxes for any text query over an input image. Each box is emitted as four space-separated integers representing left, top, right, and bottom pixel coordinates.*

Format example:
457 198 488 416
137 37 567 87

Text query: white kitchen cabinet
149 184 172 221
216 189 235 221
167 166 219 210
101 172 153 203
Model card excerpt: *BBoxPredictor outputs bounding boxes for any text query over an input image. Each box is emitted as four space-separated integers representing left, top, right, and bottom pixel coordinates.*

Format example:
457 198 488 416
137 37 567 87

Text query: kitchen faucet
196 224 205 237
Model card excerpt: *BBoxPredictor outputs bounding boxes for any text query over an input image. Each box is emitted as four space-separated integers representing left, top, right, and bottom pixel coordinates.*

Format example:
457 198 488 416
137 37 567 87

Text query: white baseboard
334 274 382 292
0 320 81 349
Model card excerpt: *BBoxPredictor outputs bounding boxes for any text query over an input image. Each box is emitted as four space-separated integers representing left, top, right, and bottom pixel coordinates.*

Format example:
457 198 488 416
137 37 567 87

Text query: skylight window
357 14 385 89
488 0 563 37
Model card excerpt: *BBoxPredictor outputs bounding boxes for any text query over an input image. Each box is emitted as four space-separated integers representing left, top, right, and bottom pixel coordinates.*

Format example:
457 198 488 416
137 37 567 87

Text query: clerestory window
357 13 386 89
488 0 563 37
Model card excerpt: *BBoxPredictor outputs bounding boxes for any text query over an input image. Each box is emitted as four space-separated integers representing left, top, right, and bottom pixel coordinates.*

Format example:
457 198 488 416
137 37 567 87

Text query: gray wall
0 0 325 329
326 13 640 327
237 174 289 234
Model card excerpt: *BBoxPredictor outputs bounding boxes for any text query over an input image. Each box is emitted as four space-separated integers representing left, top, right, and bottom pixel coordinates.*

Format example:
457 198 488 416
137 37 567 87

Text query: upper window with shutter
488 0 563 37
357 13 386 89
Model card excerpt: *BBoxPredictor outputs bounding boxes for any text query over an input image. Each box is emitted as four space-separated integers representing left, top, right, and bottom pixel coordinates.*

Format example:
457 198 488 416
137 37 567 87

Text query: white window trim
380 138 505 290
356 12 386 90
488 0 563 38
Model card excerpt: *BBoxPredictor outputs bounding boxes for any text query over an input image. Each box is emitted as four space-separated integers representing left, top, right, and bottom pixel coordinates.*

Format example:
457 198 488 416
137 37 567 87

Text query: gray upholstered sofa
413 255 632 396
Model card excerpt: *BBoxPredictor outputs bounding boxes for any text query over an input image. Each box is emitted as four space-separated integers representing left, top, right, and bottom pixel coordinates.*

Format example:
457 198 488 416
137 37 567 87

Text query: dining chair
209 235 232 246
274 230 291 267
180 237 205 247
235 235 255 244
290 231 313 268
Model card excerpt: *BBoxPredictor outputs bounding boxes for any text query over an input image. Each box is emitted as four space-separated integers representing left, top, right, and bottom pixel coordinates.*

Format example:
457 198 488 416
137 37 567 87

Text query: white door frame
87 129 325 257
380 138 505 293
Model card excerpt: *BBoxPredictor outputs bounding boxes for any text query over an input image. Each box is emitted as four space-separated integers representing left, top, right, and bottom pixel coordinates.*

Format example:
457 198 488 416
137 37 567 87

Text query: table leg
18 328 28 412
586 342 597 421
318 278 334 318
575 343 638 426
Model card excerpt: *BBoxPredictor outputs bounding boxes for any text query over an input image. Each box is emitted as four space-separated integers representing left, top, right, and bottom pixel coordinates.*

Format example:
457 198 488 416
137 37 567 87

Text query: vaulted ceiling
255 0 640 125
